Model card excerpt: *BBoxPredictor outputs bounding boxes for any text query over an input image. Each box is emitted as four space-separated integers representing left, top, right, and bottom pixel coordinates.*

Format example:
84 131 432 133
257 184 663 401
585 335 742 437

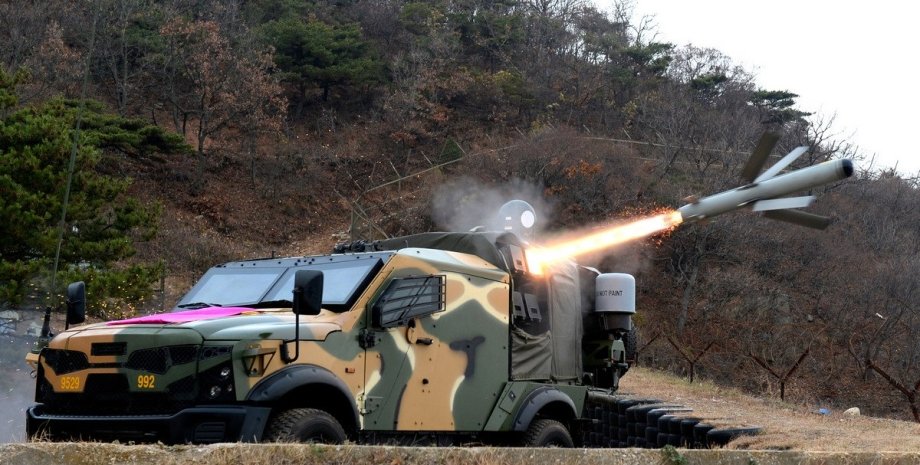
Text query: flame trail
526 210 683 274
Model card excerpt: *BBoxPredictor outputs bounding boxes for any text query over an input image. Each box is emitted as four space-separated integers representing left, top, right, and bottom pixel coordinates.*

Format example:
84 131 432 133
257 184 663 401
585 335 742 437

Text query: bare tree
155 18 285 158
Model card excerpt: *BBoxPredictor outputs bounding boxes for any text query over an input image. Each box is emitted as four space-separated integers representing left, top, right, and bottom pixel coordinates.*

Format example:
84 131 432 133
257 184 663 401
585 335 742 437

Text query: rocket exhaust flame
519 134 854 275
520 154 851 275
526 210 683 275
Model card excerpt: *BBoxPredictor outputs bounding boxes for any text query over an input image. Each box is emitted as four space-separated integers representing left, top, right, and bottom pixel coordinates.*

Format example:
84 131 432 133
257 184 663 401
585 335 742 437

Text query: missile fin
754 146 809 182
763 209 833 230
752 196 816 212
741 132 780 182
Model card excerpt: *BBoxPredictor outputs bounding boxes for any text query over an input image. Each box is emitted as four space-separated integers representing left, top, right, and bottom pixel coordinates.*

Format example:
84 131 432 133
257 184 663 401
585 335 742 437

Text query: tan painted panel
395 326 468 430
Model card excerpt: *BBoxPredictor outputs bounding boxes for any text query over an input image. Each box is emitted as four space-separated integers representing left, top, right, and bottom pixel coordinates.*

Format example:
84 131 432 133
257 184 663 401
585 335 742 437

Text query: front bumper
26 404 271 444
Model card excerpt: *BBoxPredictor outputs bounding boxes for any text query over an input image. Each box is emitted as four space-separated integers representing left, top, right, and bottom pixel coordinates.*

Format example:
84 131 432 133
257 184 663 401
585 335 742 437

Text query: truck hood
68 308 341 341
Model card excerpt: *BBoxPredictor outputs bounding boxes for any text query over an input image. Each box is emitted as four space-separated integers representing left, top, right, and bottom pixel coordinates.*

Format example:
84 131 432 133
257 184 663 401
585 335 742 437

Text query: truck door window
372 275 446 328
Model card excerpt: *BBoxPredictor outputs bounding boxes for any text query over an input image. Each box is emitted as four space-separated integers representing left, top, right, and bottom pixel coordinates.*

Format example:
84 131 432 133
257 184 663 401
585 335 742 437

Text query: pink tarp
106 307 255 325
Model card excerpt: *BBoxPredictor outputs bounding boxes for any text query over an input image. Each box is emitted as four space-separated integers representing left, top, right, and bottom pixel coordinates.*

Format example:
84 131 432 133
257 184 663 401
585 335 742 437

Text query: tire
693 422 714 448
522 419 574 447
265 408 347 444
618 329 638 377
705 426 762 447
624 329 637 363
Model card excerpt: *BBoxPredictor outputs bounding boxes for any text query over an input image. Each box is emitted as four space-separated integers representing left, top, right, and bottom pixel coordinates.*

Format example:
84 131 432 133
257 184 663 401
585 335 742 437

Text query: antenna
48 9 99 309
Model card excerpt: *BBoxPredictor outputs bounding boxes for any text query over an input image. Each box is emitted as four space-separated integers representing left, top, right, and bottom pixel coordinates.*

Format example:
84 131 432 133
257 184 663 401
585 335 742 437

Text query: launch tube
677 159 853 222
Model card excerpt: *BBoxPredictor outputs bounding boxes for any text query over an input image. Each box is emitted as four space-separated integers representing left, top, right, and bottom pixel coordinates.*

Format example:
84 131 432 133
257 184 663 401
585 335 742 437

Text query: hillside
1 0 918 427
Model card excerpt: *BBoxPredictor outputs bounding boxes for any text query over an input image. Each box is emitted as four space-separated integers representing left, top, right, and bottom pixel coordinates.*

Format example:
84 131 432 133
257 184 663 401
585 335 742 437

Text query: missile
677 133 854 229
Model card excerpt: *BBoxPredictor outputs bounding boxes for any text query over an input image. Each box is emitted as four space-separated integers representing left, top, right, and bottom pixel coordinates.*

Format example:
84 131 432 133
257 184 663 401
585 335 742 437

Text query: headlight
197 346 235 403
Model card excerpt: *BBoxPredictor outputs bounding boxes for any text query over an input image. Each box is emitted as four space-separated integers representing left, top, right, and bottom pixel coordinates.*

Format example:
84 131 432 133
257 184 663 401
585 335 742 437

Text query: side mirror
292 270 323 316
282 270 324 364
66 281 86 326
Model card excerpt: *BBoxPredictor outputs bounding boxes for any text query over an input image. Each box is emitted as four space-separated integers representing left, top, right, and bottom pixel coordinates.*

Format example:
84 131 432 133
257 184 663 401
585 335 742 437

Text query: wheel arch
247 364 360 437
511 386 578 432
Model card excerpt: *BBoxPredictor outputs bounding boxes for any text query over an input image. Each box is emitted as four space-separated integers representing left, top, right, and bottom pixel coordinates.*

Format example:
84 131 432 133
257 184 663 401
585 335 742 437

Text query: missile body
677 158 853 223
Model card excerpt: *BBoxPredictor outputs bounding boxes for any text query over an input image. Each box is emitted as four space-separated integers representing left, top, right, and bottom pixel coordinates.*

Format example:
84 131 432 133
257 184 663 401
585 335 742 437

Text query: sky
604 0 919 175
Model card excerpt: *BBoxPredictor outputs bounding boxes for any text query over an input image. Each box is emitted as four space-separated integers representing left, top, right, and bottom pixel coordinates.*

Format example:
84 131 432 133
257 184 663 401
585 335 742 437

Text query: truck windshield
176 257 384 310
264 260 379 306
178 270 283 307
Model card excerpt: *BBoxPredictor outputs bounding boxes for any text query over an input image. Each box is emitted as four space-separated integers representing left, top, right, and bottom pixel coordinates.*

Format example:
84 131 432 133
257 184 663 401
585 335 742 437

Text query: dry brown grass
618 367 920 451
2 443 919 465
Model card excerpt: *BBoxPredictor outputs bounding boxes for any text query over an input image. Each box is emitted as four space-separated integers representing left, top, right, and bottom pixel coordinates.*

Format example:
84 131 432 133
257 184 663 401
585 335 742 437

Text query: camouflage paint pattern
35 247 514 434
360 250 509 431
39 326 205 397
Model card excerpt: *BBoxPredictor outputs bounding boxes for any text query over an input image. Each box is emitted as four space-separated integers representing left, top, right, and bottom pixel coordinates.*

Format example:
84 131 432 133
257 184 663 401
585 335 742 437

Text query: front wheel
265 408 347 443
522 419 574 447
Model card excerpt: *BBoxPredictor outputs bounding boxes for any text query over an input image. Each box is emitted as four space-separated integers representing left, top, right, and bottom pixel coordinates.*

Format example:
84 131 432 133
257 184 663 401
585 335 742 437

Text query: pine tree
0 69 189 315
262 16 383 115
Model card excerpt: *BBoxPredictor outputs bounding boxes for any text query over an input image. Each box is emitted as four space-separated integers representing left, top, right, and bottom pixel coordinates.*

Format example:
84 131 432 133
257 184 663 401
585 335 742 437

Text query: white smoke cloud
429 178 665 277
429 177 553 237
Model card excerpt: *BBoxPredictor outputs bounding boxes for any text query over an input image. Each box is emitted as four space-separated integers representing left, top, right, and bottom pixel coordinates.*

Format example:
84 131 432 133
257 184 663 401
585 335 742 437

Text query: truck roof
214 251 395 269
368 231 524 272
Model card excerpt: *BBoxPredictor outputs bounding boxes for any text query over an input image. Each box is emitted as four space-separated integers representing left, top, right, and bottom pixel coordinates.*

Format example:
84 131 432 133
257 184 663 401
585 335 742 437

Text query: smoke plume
429 178 669 277
430 177 552 236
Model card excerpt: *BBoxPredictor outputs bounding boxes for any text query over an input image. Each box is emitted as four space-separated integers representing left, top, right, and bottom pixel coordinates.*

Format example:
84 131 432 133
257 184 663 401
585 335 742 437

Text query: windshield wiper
176 302 224 309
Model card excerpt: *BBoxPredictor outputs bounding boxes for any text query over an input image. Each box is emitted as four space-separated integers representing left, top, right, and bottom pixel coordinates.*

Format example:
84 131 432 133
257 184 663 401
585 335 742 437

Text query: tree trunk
677 265 699 334
295 84 306 120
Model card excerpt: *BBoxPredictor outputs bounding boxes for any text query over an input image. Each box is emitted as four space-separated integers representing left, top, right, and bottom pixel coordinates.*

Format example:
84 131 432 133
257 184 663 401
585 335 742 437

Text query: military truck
25 231 699 446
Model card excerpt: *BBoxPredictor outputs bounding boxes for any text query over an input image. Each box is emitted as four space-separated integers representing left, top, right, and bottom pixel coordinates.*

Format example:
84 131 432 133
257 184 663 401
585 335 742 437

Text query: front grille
126 348 168 373
125 345 199 374
43 349 89 375
38 371 200 415
169 346 199 364
86 373 131 404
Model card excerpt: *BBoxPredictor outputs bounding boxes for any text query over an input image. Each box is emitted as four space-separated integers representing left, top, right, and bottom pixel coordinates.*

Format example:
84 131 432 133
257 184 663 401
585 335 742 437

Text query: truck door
363 271 509 432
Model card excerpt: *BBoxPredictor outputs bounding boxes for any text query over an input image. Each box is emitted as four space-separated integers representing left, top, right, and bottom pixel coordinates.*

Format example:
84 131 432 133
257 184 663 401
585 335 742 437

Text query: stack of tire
583 395 761 448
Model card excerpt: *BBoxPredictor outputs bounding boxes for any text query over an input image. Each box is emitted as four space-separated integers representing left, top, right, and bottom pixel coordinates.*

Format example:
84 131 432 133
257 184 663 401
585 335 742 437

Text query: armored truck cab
27 232 636 446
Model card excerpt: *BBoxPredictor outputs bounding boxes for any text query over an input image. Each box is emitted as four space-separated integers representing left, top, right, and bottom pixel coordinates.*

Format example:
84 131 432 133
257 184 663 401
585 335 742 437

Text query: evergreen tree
750 89 811 124
262 16 383 114
0 69 189 315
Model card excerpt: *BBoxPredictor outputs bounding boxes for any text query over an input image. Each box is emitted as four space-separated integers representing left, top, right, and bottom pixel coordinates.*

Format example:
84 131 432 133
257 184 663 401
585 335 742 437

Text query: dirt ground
2 442 918 465
618 367 920 451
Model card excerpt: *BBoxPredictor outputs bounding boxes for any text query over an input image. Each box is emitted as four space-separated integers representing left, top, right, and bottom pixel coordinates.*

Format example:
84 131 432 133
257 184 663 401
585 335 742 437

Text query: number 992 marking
59 376 80 391
136 374 156 389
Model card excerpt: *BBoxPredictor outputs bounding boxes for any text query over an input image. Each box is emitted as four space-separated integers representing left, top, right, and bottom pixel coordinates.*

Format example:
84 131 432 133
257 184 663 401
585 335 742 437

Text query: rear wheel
624 329 637 363
617 329 638 378
522 419 574 447
265 408 346 444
